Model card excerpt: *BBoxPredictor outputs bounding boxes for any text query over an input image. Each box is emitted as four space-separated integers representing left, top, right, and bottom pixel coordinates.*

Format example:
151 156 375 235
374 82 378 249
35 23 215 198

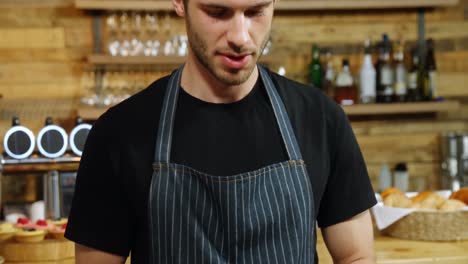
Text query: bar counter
317 231 468 264
0 233 467 263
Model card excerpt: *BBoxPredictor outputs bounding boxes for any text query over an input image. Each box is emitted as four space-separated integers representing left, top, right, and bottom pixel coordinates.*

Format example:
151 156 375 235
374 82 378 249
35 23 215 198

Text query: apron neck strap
154 65 302 163
154 67 183 163
258 65 302 161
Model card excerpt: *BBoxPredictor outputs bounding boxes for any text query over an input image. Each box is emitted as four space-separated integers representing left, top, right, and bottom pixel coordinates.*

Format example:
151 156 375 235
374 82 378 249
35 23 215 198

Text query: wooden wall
1 0 468 191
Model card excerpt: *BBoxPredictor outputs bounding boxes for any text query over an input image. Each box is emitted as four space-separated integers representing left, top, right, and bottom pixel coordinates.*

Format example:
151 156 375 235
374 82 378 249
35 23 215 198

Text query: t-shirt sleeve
65 113 132 257
316 105 377 228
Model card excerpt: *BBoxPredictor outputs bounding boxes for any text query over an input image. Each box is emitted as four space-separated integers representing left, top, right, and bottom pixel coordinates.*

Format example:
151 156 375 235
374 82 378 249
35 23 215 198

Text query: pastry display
14 228 46 243
383 193 415 208
14 217 35 229
449 187 468 205
34 219 55 233
5 218 69 243
439 199 467 211
49 223 67 240
381 187 405 199
381 187 467 210
48 218 67 227
0 223 18 242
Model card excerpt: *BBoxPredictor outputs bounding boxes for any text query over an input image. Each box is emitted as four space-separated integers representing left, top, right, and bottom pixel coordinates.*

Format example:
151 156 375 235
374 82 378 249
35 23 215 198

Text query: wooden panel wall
0 0 467 191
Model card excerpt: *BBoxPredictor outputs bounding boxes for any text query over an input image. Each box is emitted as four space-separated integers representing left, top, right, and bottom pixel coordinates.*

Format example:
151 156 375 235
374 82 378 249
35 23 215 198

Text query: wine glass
144 12 160 56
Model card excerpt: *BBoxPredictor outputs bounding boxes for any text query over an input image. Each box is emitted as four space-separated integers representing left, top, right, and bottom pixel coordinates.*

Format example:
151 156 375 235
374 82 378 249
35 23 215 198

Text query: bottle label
395 81 407 96
360 73 376 97
429 71 437 98
408 72 417 90
381 68 393 86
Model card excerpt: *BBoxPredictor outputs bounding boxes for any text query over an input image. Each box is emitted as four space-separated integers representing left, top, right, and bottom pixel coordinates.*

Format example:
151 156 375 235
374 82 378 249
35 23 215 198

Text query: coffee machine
0 117 91 220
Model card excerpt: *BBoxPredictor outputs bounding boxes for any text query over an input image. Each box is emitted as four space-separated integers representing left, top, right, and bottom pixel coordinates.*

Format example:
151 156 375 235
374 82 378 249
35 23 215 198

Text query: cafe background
0 0 467 263
0 0 467 231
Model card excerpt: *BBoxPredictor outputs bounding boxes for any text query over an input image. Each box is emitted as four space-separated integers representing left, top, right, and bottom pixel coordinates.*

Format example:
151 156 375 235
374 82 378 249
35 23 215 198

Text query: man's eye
245 9 265 17
206 9 227 18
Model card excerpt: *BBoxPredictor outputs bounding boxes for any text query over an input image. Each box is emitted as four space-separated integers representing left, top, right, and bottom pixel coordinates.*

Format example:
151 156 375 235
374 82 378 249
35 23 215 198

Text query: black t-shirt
65 68 376 263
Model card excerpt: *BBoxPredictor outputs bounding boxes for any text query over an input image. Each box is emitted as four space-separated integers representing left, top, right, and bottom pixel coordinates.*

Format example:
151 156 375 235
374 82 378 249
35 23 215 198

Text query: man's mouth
218 52 253 69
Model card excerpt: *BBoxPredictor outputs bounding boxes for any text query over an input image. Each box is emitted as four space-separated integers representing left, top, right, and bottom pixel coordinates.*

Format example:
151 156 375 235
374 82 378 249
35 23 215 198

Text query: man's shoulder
90 74 170 139
268 70 343 119
99 75 170 122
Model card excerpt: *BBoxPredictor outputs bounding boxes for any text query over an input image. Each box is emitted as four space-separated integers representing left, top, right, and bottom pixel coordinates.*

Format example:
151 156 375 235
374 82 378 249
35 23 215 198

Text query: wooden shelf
342 100 460 115
75 0 459 11
78 101 460 120
78 105 108 120
87 54 280 65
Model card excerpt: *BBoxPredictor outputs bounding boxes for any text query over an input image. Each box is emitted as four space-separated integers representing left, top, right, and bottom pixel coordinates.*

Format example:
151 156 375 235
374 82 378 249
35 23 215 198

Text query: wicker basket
383 210 468 241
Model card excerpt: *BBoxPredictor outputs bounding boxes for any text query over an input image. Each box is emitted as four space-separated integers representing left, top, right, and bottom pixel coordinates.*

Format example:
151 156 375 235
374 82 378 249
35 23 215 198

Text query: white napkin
371 190 468 230
371 202 416 230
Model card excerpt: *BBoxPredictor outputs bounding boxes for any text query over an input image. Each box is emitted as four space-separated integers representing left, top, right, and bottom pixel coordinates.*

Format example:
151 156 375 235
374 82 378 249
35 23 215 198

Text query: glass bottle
424 38 437 101
322 48 335 98
393 39 407 102
334 59 356 105
406 47 422 102
309 44 322 89
359 38 376 104
377 34 394 103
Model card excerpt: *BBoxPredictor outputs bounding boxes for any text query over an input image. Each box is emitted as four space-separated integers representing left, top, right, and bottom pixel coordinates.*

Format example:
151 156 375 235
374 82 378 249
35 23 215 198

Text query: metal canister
43 170 62 220
440 132 461 191
459 133 468 187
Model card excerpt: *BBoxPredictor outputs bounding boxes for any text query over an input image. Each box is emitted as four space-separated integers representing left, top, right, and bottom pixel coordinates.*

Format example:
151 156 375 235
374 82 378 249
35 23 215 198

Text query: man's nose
226 14 250 49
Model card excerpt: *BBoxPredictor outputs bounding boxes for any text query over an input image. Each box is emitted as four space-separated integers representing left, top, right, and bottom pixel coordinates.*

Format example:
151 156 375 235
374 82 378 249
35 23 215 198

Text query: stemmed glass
144 12 160 56
106 13 120 56
119 12 131 56
129 12 144 56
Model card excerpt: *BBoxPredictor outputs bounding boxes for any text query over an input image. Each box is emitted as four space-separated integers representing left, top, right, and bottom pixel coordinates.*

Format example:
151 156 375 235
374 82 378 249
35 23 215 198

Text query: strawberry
17 217 30 225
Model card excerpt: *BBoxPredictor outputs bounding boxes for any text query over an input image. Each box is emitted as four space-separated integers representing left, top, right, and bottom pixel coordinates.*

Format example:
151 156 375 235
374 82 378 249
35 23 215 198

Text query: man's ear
173 0 186 17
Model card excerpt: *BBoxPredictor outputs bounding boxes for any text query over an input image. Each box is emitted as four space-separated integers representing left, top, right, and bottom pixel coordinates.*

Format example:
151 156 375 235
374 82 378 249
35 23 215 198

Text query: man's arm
321 210 375 264
75 243 126 264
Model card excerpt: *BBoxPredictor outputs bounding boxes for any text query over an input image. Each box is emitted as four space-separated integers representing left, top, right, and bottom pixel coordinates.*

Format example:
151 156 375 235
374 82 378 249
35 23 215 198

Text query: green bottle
309 45 322 89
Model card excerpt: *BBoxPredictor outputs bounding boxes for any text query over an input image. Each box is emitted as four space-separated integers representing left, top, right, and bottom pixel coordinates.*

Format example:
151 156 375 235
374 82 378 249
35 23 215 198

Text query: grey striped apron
149 65 315 263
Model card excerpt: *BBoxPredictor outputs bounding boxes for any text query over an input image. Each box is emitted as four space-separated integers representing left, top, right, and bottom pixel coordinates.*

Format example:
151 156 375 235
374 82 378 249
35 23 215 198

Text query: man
65 0 377 263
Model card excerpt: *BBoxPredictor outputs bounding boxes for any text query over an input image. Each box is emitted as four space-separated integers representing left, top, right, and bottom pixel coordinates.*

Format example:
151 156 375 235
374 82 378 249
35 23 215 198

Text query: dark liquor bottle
309 44 322 89
334 59 356 105
376 34 394 103
424 38 437 101
406 47 422 102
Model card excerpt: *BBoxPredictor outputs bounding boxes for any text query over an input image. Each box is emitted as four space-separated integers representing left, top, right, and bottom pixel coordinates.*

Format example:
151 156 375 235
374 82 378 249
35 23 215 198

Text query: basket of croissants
375 187 468 241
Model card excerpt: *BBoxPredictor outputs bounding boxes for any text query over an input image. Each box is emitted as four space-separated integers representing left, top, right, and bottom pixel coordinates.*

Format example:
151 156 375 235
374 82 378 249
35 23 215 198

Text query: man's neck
180 53 259 104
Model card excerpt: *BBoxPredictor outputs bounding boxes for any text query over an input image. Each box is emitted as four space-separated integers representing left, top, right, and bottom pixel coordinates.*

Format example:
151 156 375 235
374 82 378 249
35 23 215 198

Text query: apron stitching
278 164 297 263
152 161 306 183
171 168 178 261
264 166 280 264
157 71 176 161
269 166 288 264
258 167 271 262
252 170 262 264
166 69 182 161
201 180 207 264
193 173 201 263
282 161 302 256
178 166 184 262
299 164 315 262
259 67 293 159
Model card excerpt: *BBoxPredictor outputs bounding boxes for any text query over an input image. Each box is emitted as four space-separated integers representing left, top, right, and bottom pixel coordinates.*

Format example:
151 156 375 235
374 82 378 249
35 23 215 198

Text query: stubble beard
186 17 271 86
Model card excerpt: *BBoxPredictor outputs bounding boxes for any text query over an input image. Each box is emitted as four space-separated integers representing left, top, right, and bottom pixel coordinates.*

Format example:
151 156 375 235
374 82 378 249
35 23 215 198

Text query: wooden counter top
317 232 468 264
1 234 467 263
